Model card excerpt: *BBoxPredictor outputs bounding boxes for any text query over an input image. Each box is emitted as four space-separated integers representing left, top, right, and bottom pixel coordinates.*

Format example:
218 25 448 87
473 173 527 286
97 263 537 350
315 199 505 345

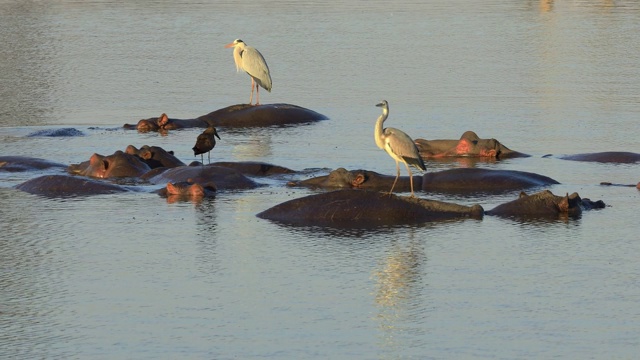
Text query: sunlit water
1 1 639 358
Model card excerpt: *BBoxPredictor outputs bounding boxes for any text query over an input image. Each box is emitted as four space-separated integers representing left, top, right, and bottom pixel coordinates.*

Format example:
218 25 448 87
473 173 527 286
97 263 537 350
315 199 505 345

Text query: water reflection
194 199 220 276
0 2 59 127
226 128 274 160
536 0 635 13
539 0 554 12
372 230 426 353
0 191 78 358
1 1 639 358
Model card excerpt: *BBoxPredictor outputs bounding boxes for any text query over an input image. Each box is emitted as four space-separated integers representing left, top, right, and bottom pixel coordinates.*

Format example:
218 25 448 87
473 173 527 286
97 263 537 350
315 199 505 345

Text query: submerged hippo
290 167 559 195
124 103 328 132
600 181 640 190
157 181 217 202
144 164 259 190
414 131 529 159
486 190 605 219
16 175 128 197
421 168 558 194
210 161 295 176
26 128 84 137
0 156 66 172
68 151 151 178
555 152 640 164
257 189 484 227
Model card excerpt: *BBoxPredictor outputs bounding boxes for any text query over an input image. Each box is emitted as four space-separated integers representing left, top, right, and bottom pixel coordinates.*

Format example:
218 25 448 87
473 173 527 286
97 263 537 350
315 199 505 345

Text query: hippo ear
125 145 138 154
557 194 570 213
518 191 528 198
166 182 178 195
158 113 169 126
89 153 108 170
352 173 366 187
140 150 153 160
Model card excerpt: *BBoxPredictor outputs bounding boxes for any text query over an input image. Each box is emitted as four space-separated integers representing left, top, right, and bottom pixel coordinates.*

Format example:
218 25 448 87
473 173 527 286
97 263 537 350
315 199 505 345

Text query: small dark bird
192 127 221 164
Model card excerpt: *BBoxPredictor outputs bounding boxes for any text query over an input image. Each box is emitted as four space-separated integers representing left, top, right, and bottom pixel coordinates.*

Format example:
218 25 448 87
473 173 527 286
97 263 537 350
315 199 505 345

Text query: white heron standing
374 100 426 197
225 39 272 105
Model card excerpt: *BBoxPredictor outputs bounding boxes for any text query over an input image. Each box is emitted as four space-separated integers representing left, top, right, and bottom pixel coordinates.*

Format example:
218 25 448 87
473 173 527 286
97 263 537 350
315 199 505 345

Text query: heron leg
208 151 211 164
249 78 255 105
256 85 260 106
388 160 400 195
404 162 415 197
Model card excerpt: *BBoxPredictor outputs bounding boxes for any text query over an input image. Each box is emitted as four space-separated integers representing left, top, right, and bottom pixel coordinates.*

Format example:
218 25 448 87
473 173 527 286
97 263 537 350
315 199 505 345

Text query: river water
1 1 639 359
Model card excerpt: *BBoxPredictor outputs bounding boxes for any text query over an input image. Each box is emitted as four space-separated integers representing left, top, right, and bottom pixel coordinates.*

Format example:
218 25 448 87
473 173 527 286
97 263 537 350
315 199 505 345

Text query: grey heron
374 100 426 197
193 127 221 164
225 39 272 105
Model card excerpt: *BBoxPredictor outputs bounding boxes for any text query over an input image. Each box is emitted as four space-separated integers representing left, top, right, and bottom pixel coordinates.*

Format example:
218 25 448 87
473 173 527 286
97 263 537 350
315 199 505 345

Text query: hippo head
68 151 151 178
456 131 499 158
162 181 217 203
136 119 160 132
291 168 364 189
326 168 360 188
125 145 184 169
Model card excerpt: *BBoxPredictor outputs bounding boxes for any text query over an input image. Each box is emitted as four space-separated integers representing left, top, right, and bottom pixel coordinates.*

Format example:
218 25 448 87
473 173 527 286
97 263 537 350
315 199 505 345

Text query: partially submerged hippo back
199 103 328 128
257 189 483 228
486 190 605 219
16 175 128 197
210 161 295 176
124 104 327 132
27 128 84 137
422 168 559 194
0 156 66 172
145 165 258 190
558 152 640 164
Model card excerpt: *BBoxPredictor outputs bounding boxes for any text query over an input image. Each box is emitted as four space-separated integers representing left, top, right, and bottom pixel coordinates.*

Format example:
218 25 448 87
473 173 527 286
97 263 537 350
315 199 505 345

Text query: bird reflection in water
371 231 425 350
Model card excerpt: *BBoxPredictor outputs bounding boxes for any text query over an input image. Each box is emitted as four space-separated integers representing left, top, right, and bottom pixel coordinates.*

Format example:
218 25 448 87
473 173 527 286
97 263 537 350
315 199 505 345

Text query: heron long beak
376 102 384 107
215 132 221 140
224 42 235 48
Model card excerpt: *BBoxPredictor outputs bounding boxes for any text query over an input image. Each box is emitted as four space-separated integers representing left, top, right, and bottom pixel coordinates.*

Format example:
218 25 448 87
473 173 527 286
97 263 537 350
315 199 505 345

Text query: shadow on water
266 217 481 238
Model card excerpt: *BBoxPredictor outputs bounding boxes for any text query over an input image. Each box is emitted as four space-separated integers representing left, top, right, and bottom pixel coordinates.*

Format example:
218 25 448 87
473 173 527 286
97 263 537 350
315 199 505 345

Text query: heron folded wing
243 47 272 91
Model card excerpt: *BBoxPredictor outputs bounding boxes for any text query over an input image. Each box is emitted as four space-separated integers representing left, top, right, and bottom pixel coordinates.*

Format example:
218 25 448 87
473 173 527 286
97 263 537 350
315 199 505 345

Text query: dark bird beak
215 132 221 140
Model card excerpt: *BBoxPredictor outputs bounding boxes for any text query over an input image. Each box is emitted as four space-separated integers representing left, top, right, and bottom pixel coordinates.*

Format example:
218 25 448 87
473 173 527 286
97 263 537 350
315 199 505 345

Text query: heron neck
233 47 243 72
374 108 388 150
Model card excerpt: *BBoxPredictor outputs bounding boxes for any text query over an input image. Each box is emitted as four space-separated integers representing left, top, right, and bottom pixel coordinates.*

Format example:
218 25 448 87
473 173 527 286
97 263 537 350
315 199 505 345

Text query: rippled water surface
1 1 639 358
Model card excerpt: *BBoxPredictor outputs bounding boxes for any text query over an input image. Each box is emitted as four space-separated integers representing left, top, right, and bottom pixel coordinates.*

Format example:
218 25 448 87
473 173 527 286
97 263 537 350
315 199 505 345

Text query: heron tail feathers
403 156 426 171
